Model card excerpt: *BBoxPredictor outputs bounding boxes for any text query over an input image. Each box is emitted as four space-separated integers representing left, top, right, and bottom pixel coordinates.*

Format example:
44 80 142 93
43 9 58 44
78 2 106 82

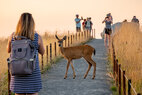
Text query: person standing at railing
131 16 139 24
85 17 93 33
7 13 45 95
102 16 113 48
82 19 87 31
75 14 83 32
131 16 140 29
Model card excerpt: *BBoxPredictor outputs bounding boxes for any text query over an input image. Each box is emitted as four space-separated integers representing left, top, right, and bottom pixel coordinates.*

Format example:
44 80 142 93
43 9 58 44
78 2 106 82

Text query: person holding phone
102 16 112 48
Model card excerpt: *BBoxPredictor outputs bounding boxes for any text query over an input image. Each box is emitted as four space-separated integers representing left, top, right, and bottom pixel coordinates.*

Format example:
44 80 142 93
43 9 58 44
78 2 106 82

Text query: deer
55 35 96 79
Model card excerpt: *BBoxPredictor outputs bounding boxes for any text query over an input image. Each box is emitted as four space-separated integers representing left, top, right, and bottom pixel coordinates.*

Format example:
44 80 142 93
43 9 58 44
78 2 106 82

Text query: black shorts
105 28 112 35
76 27 81 32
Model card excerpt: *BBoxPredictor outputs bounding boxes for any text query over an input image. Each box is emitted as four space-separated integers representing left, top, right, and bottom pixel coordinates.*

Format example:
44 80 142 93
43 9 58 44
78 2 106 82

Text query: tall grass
0 31 66 94
0 31 91 94
111 22 142 93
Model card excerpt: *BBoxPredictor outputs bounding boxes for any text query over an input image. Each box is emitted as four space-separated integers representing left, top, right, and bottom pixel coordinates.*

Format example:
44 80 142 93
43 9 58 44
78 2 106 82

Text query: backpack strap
14 36 28 40
33 33 39 50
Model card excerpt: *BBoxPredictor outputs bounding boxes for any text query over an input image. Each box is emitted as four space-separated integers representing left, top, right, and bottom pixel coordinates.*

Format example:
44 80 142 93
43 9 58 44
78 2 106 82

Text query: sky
0 0 142 38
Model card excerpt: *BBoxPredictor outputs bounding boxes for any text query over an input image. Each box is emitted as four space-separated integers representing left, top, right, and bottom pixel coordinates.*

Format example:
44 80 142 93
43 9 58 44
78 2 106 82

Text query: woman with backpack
7 13 45 95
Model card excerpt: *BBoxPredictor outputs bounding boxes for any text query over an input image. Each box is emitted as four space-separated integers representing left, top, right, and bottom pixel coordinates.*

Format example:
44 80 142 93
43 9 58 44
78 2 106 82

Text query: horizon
0 0 142 38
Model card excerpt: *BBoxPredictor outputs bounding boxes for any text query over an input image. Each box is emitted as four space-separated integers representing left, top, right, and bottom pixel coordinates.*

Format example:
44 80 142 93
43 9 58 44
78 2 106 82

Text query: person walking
102 16 112 48
7 13 45 95
75 14 82 32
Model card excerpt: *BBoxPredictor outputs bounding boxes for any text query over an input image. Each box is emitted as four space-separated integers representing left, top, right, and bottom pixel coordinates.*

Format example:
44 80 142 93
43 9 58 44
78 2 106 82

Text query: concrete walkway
39 39 112 95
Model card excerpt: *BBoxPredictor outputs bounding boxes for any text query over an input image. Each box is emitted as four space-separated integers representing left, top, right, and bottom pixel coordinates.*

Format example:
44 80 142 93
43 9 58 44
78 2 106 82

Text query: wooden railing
8 30 95 95
40 30 95 70
112 41 141 95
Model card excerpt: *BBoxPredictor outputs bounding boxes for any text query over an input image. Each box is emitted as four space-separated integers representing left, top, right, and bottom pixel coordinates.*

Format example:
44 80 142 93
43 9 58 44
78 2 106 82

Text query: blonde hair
15 13 35 40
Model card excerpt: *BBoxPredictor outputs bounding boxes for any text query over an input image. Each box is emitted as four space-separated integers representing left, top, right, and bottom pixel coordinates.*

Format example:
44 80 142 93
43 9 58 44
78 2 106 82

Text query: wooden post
58 43 60 56
50 43 52 64
89 31 90 38
123 71 126 95
128 79 131 95
81 32 83 42
68 31 70 46
118 64 121 95
65 38 67 47
46 45 48 64
73 35 74 44
112 41 116 77
92 29 94 38
54 42 57 57
84 31 86 40
113 55 116 77
84 31 85 39
86 31 87 39
71 35 72 45
88 31 89 39
86 31 88 39
8 69 11 95
41 55 44 70
68 36 70 47
115 59 118 86
79 32 80 42
89 30 90 38
92 29 93 38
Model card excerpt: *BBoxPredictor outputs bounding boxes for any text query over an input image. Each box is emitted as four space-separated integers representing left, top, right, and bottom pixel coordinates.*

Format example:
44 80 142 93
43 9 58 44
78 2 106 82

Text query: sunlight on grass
111 22 142 94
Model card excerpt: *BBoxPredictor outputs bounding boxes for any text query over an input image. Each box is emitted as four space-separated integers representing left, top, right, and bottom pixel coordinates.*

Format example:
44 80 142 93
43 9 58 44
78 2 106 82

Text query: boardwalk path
39 39 112 95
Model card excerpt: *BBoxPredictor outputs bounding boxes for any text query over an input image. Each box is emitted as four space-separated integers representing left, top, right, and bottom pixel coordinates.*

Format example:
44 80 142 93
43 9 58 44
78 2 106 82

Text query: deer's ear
63 36 67 40
55 35 59 40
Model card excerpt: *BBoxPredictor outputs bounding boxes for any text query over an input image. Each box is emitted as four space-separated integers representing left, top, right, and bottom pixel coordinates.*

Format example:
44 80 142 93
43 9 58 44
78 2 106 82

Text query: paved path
39 39 112 95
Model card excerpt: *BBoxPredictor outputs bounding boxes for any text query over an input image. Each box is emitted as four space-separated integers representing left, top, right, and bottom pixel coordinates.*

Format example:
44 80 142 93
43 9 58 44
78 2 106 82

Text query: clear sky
0 0 142 38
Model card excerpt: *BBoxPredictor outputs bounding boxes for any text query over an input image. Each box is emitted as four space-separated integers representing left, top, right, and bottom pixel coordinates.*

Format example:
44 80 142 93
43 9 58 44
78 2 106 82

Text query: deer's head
55 35 67 47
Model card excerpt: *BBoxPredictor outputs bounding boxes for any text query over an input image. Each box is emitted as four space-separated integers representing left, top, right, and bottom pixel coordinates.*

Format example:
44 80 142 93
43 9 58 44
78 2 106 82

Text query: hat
76 14 79 16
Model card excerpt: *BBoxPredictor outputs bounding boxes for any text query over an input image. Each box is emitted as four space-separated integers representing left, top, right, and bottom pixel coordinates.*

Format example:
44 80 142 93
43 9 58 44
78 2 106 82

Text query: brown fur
56 35 96 79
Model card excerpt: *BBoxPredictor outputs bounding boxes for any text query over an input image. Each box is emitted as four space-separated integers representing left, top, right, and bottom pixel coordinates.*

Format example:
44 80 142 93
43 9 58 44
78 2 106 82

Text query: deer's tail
93 49 96 55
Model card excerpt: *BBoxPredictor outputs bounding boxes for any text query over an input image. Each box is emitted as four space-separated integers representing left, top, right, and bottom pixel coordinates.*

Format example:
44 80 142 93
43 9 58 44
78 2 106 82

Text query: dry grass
111 22 142 93
0 31 91 94
0 31 65 94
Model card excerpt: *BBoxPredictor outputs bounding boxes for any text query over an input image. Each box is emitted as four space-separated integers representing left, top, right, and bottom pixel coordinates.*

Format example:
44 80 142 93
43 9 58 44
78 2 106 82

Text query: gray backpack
7 36 37 76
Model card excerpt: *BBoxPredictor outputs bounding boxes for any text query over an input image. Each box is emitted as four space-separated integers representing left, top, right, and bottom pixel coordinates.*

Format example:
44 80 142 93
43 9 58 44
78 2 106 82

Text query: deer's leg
84 60 92 79
70 61 76 79
64 60 71 79
84 56 96 79
89 58 96 79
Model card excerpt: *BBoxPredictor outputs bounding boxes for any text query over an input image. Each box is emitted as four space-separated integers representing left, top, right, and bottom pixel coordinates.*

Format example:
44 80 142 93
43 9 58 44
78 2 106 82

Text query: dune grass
110 22 142 94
